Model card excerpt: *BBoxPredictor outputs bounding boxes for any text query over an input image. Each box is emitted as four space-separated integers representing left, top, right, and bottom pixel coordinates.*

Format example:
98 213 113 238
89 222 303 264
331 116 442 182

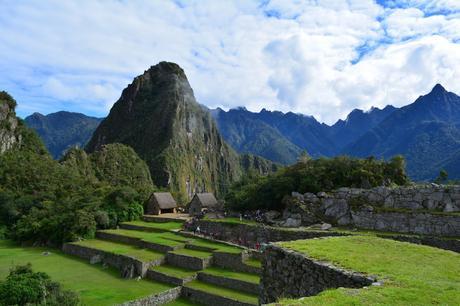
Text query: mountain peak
430 83 447 95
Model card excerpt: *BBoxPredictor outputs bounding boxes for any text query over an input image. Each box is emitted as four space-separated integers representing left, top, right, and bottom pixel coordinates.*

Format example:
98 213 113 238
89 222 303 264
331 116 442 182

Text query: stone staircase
62 215 261 305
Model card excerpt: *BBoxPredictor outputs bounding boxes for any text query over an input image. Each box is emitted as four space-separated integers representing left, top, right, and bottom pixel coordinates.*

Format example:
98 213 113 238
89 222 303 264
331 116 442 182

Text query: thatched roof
151 192 177 209
193 193 218 207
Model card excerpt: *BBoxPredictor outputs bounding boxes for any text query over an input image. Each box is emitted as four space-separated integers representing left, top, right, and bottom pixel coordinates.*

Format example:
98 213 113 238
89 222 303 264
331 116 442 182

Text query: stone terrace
62 216 262 306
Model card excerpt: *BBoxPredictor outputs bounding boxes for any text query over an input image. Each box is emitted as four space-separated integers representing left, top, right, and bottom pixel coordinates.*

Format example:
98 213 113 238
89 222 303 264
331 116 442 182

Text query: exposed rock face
86 62 272 201
0 92 21 154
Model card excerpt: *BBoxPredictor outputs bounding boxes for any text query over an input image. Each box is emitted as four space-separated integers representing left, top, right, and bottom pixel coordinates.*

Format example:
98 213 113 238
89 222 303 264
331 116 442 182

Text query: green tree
435 169 449 184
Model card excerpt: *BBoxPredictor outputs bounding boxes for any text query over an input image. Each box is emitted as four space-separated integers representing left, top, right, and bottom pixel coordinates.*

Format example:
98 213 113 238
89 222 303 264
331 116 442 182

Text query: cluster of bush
0 130 154 245
225 155 409 211
0 264 79 306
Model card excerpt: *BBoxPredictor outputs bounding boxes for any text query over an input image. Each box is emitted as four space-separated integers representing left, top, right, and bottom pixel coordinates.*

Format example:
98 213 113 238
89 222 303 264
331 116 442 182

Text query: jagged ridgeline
86 62 276 201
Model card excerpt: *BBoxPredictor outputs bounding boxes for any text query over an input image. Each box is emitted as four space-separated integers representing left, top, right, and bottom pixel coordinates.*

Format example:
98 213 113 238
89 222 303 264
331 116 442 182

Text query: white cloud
0 0 459 124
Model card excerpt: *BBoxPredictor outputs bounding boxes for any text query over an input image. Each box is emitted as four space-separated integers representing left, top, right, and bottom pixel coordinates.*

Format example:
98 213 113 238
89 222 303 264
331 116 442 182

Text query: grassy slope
170 248 213 259
71 239 164 261
201 266 260 284
189 238 243 254
150 264 197 279
185 280 258 304
0 241 172 306
100 229 185 247
278 236 460 305
122 220 184 231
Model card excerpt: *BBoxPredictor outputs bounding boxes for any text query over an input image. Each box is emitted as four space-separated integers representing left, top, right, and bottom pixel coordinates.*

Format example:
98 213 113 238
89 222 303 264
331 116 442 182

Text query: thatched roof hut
188 193 219 216
145 192 177 215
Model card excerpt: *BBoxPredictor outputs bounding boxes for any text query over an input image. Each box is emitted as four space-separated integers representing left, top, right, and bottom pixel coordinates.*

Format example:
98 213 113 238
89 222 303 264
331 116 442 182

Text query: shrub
0 263 79 306
225 155 410 211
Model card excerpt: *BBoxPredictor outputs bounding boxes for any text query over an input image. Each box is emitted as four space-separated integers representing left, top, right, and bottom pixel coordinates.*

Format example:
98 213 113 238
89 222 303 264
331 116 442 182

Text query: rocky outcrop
287 185 460 236
0 92 21 154
86 62 276 201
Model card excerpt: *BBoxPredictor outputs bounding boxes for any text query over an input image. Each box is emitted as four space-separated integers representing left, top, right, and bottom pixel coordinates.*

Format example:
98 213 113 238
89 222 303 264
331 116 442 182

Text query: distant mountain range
25 83 460 181
25 111 102 158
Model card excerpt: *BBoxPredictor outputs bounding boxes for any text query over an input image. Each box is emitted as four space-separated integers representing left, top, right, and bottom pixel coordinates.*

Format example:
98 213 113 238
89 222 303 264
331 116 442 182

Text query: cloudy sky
1 0 460 124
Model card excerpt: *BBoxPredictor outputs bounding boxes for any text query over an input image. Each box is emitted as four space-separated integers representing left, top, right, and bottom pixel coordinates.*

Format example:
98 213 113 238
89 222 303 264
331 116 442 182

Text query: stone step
198 267 260 295
147 264 197 286
96 230 184 253
166 249 213 270
62 239 164 278
182 280 258 306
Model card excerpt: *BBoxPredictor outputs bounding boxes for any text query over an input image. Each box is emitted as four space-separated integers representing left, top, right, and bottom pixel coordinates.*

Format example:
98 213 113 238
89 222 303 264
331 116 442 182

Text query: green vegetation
100 229 185 247
203 216 257 226
226 156 409 211
150 264 197 279
170 248 213 259
244 258 262 268
185 280 258 305
122 220 184 231
0 241 172 305
278 236 460 305
0 132 154 244
0 263 79 306
189 238 243 254
70 239 164 262
201 267 260 284
24 111 103 159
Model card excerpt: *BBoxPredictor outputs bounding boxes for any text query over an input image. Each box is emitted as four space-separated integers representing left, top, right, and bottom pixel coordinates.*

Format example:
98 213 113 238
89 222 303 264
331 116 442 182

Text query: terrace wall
117 286 182 306
191 220 345 247
62 243 163 278
260 244 374 304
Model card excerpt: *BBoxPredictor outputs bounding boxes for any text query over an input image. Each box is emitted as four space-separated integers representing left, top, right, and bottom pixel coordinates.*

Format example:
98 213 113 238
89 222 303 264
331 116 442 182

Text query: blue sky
1 0 460 124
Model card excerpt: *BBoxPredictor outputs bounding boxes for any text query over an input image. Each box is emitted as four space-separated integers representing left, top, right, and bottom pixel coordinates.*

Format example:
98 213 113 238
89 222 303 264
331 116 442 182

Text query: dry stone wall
117 287 182 306
192 220 345 248
260 244 375 304
62 243 163 278
291 185 460 237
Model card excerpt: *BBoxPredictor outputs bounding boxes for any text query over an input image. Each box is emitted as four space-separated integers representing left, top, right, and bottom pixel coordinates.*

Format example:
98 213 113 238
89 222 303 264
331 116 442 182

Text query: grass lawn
244 258 262 268
203 217 257 226
71 239 164 262
121 220 184 231
278 236 460 306
150 264 197 279
0 240 173 306
100 229 185 248
170 248 213 259
201 266 260 284
188 238 243 254
185 280 258 305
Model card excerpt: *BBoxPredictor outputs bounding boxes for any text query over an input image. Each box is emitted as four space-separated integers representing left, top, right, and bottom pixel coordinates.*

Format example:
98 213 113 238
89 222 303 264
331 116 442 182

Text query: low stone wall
192 220 345 247
166 252 212 270
143 216 186 223
198 272 259 295
212 251 260 275
62 243 164 278
146 270 196 286
96 231 176 253
182 286 255 306
350 210 460 237
117 286 182 306
260 244 375 304
379 234 460 253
